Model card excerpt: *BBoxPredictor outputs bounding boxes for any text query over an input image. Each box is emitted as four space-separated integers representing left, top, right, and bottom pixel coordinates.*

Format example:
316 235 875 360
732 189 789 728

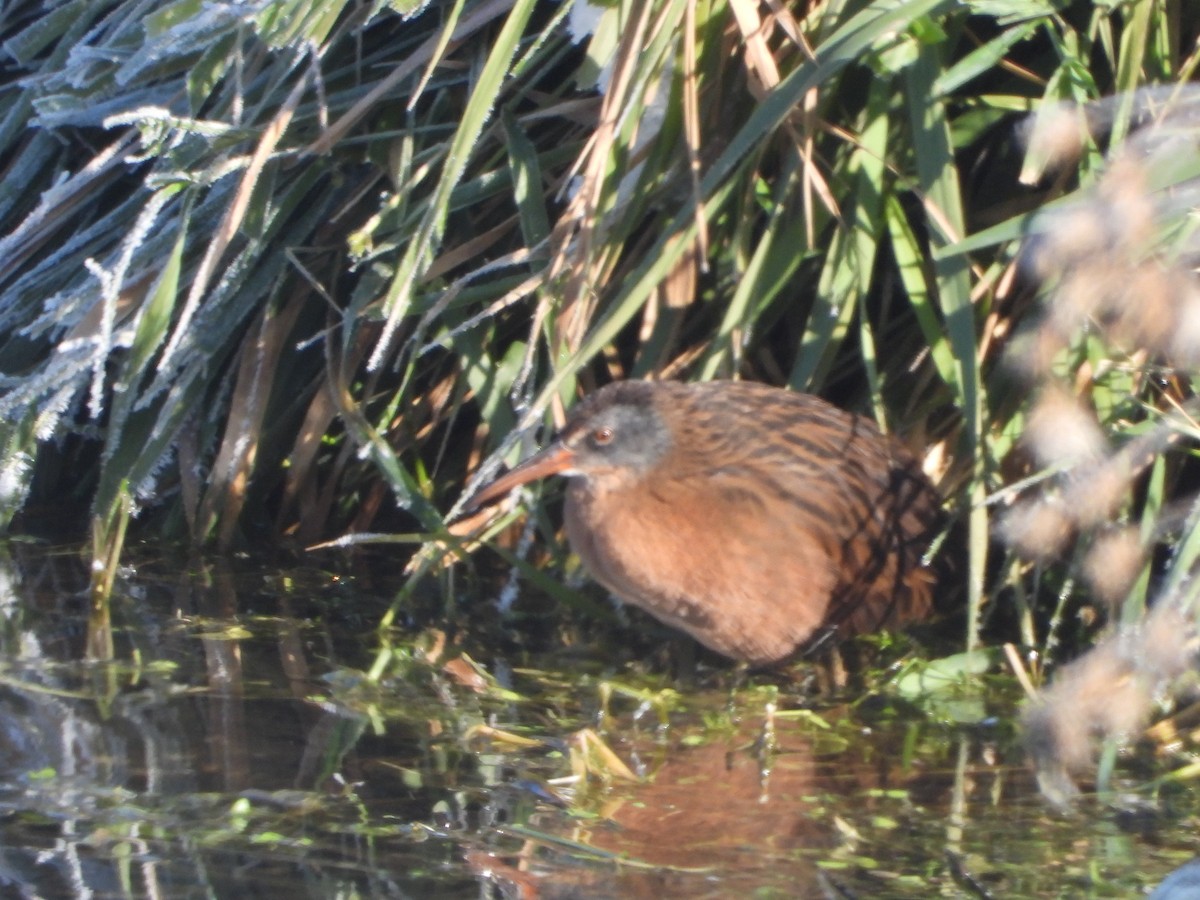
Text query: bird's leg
668 632 698 689
723 661 751 717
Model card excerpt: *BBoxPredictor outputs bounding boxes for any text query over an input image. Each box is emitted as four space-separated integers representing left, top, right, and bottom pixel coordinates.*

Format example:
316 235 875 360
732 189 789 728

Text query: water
0 542 1196 898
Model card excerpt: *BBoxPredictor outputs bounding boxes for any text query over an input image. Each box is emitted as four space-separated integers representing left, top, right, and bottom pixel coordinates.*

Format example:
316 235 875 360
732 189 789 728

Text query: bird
466 379 944 666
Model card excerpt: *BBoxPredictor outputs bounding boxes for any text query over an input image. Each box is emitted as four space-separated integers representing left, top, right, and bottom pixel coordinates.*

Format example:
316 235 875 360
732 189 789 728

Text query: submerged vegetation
2 0 1200 794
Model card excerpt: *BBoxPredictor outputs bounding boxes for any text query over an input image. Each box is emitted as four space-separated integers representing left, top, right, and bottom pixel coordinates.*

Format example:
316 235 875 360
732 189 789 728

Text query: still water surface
0 542 1196 898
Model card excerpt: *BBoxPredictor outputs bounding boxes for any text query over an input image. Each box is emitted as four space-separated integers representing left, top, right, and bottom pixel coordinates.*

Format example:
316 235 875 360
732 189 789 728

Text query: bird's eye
591 426 615 446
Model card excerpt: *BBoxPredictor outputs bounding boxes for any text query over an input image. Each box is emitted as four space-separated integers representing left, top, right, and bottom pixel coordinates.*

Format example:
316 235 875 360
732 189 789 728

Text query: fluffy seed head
1081 527 1144 609
1000 499 1074 562
1024 387 1107 469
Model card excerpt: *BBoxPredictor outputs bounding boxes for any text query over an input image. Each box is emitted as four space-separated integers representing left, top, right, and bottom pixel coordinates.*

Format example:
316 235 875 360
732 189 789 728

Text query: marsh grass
3 0 1200 784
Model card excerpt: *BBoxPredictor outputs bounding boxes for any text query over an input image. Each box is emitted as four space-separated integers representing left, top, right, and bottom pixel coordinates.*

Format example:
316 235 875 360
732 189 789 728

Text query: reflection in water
0 543 1195 897
0 545 403 896
530 717 838 897
470 712 1003 898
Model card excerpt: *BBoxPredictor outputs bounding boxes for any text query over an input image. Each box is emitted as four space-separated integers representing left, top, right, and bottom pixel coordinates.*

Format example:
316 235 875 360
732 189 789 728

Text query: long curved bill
464 443 577 512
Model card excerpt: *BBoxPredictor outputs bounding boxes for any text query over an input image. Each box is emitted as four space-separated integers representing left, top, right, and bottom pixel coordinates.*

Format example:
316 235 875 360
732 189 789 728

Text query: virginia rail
468 380 943 665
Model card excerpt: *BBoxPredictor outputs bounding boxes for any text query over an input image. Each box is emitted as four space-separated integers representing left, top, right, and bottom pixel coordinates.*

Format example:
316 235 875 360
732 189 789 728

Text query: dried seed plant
1007 90 1200 799
1024 603 1198 806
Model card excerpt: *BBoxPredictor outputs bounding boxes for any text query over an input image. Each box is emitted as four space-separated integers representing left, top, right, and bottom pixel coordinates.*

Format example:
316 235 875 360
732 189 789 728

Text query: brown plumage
467 380 943 665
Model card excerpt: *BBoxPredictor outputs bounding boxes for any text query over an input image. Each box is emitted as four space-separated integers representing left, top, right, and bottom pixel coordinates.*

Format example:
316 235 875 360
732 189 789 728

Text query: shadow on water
0 542 1197 898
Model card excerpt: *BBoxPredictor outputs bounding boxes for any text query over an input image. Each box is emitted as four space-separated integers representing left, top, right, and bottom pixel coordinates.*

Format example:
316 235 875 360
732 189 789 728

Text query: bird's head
465 381 672 510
